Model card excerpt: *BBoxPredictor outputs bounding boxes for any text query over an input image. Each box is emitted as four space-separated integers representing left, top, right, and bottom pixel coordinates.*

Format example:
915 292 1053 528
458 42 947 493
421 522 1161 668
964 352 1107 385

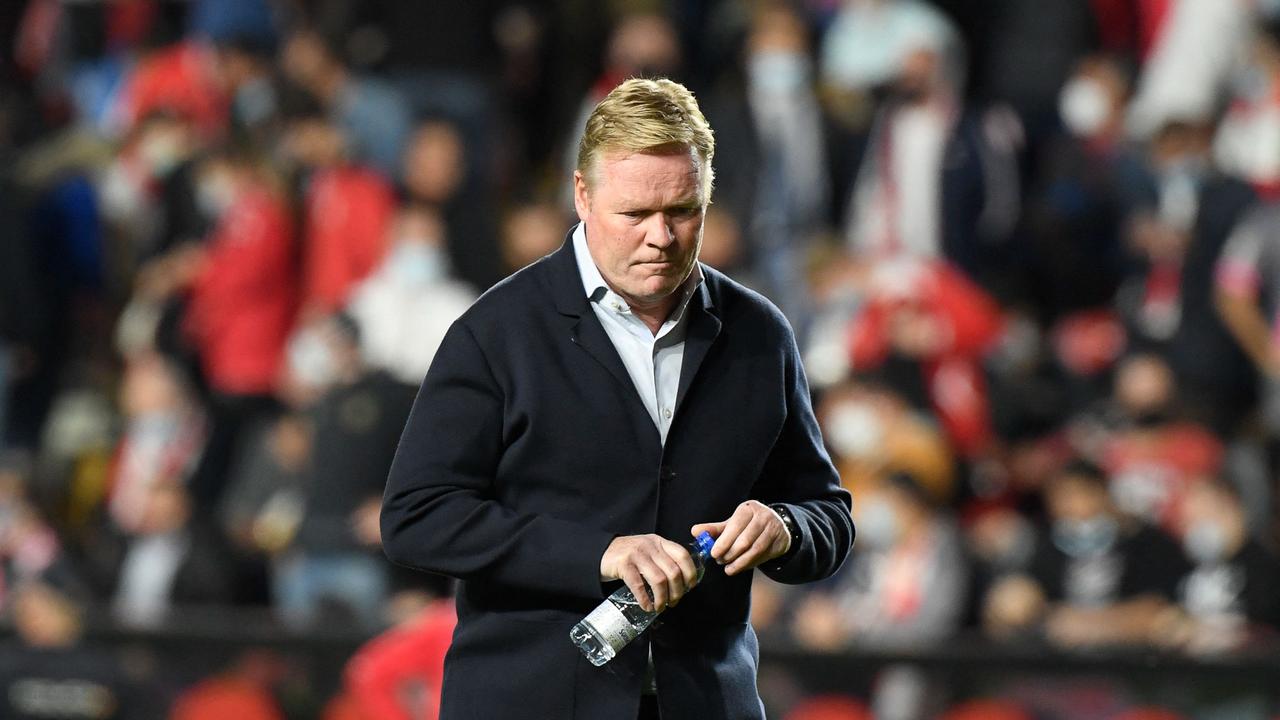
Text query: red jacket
302 166 395 314
185 187 298 396
849 260 1003 457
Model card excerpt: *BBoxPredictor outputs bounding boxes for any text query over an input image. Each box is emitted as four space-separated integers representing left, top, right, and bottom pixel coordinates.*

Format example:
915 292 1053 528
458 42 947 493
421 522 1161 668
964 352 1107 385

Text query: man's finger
662 540 700 591
690 521 726 538
721 512 767 565
620 564 653 612
725 526 778 576
711 507 755 563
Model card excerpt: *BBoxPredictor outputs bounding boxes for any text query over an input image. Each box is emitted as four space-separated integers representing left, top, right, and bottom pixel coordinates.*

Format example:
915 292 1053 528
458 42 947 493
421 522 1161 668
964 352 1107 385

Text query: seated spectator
816 381 955 501
85 476 233 628
346 205 476 387
845 258 1004 458
984 460 1189 648
1155 479 1280 655
1070 354 1223 532
0 578 158 719
792 471 966 651
339 590 457 720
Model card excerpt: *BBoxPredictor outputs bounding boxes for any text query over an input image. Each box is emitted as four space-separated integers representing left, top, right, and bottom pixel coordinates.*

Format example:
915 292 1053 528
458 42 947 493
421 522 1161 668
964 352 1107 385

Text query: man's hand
691 500 791 576
600 534 700 612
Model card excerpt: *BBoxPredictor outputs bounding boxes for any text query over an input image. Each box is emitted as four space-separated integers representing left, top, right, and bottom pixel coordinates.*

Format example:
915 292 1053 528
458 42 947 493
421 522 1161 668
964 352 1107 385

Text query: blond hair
576 77 715 202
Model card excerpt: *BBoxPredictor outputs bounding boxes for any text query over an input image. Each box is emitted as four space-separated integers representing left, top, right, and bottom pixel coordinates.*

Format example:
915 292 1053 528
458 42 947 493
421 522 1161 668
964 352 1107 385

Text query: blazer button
660 466 677 483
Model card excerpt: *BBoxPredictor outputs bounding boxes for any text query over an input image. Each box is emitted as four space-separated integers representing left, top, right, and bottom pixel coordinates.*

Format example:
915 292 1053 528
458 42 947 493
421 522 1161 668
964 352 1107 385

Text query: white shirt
572 223 702 446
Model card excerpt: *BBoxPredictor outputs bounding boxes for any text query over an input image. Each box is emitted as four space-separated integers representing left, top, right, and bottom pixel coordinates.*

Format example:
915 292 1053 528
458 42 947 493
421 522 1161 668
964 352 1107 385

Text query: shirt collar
571 222 704 317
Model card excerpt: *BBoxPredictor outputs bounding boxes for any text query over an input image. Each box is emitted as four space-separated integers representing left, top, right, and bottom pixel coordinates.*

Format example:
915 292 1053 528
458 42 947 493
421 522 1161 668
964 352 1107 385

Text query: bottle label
583 600 636 651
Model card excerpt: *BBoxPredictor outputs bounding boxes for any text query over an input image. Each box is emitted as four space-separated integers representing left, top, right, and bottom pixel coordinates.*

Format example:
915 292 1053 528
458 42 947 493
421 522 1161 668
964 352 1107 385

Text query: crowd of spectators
3 0 1280 718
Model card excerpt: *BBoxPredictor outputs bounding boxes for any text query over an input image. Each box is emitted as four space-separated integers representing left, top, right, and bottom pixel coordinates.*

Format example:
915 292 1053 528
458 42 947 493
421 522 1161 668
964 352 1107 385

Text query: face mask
748 51 809 94
825 401 883 459
1183 520 1229 564
388 243 447 287
288 328 337 389
857 496 901 550
1052 515 1118 558
1059 76 1110 138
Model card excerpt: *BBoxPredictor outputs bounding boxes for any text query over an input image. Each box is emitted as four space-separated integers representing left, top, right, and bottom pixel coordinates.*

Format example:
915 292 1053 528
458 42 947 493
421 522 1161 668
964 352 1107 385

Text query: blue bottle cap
695 531 715 558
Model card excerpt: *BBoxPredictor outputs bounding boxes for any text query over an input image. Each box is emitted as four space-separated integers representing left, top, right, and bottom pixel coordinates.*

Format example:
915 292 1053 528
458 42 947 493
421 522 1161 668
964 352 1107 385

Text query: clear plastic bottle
570 532 716 666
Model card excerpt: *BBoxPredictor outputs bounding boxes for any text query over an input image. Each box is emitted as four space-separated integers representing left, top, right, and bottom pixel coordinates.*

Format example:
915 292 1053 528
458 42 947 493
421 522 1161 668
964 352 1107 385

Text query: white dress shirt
572 222 702 446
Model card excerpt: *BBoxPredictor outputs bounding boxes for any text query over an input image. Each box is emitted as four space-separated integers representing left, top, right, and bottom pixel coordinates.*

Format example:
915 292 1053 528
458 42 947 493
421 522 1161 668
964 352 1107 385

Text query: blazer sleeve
380 321 616 600
753 323 854 584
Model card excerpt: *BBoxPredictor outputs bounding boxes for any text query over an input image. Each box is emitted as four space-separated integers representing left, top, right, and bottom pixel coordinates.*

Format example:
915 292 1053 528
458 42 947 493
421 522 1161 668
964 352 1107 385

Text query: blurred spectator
499 200 571 273
843 39 1022 297
280 28 412 182
819 0 958 97
169 651 286 720
1214 15 1280 198
1120 119 1257 437
209 32 281 146
1070 354 1223 532
0 580 152 719
274 313 413 629
1024 54 1149 321
817 381 955 500
117 39 227 140
401 118 501 290
1156 479 1280 656
707 1 829 328
280 96 395 320
104 353 206 539
1126 0 1255 138
97 477 232 627
793 471 966 651
179 147 296 506
845 258 1004 458
793 471 965 720
347 206 476 387
984 460 1188 648
339 592 457 720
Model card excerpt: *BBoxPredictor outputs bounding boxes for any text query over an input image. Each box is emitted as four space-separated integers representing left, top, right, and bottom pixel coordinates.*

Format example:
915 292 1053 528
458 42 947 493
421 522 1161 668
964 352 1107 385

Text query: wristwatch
766 503 802 569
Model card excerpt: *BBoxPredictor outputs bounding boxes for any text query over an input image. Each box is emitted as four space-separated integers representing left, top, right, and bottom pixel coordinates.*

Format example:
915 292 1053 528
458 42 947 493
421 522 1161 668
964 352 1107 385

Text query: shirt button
663 408 672 420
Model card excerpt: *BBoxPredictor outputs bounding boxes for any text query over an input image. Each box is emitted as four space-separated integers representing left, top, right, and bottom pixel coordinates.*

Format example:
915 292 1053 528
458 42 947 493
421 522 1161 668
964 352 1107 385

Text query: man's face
573 148 705 310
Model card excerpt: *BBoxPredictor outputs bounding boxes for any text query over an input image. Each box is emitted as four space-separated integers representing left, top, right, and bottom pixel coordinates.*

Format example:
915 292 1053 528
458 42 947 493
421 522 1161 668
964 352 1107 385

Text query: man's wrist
767 503 802 568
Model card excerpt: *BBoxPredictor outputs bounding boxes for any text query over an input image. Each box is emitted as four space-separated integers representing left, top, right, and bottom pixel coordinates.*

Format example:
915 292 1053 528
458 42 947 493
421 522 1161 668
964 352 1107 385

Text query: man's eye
670 207 698 217
622 211 646 219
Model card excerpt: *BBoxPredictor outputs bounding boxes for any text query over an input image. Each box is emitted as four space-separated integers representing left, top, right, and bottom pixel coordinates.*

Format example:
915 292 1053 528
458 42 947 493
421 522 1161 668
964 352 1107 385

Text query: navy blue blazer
381 235 853 719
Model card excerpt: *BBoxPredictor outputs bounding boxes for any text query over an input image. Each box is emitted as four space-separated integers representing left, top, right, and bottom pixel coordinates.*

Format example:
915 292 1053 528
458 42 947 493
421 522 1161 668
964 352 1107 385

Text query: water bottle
570 531 716 666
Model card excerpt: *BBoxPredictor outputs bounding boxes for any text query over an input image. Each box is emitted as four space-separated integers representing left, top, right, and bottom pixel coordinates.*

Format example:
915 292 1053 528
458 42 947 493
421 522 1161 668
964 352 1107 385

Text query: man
381 78 853 719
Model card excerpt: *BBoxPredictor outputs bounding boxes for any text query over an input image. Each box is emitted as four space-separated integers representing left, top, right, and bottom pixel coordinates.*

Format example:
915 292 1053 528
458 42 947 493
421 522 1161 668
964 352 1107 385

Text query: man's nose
645 212 677 247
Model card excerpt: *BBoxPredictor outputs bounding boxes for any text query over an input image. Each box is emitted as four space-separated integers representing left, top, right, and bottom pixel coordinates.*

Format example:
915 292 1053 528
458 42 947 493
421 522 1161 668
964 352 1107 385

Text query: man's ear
573 170 591 223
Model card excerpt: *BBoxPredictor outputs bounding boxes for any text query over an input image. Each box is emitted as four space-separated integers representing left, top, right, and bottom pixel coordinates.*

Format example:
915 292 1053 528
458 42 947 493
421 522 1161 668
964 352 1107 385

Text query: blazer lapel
675 277 721 415
545 234 638 393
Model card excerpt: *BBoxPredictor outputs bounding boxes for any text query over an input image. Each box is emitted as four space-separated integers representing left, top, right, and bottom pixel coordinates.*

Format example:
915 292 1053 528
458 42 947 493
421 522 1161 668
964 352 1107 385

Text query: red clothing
849 260 1003 456
118 41 226 137
1102 423 1223 533
344 601 456 720
302 166 395 314
185 187 298 396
